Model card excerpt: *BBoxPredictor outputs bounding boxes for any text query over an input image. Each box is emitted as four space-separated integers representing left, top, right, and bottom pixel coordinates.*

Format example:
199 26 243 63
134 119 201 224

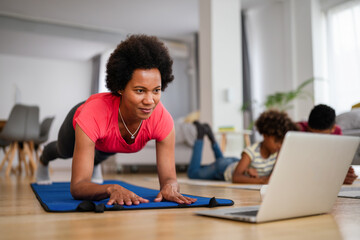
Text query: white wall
198 0 243 160
246 1 292 120
0 53 92 167
245 0 316 123
290 0 315 121
199 0 242 131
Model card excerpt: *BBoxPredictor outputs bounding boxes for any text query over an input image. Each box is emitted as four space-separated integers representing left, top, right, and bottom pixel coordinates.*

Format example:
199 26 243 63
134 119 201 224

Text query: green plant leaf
261 78 315 111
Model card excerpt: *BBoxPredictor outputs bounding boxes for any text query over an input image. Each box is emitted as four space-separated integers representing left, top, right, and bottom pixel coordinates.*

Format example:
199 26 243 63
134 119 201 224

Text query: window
326 1 360 114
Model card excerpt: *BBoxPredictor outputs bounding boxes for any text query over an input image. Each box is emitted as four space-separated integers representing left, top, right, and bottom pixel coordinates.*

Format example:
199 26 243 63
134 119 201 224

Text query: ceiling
0 0 262 61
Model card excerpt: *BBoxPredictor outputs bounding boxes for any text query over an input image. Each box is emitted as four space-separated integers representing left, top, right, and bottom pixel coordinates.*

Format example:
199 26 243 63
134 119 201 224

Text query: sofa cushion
336 109 360 130
342 129 360 136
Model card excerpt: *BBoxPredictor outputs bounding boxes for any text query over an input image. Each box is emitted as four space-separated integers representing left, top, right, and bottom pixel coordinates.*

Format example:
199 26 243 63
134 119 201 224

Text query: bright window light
326 1 360 114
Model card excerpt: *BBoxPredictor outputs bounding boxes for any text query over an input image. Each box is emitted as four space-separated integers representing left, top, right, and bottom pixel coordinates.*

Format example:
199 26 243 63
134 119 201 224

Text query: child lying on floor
187 110 299 184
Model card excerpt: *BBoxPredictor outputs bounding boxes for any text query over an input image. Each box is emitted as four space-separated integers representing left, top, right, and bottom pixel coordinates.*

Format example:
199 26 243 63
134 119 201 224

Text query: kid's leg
187 122 218 179
211 142 224 159
187 139 205 178
214 157 239 180
203 123 224 159
202 124 239 180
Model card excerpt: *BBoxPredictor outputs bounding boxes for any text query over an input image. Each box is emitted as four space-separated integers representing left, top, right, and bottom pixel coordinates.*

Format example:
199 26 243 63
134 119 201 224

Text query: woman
36 34 196 206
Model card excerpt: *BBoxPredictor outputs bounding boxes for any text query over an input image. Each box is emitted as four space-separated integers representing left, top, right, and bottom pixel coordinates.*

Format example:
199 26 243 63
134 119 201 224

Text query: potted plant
262 78 314 111
242 78 315 131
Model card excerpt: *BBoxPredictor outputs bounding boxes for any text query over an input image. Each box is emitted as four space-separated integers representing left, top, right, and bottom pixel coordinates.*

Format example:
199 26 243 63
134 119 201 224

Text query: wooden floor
1 170 360 240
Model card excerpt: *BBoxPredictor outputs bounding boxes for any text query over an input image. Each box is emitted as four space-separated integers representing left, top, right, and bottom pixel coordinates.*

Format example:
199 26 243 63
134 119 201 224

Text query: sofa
336 108 360 165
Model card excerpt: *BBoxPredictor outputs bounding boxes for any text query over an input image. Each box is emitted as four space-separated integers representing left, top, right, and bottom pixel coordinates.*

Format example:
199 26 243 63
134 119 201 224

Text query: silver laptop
195 131 360 223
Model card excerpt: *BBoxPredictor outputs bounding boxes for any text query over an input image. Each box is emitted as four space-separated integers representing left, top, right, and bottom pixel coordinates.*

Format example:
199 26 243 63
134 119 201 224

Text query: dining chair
0 104 40 176
0 138 11 161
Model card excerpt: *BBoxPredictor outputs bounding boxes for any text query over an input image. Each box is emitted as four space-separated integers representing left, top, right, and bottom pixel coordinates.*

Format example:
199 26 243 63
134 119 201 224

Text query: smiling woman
118 69 162 141
35 34 197 206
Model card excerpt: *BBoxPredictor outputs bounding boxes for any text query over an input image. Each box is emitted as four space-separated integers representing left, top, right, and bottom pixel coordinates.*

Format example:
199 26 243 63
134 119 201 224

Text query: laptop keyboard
228 210 258 216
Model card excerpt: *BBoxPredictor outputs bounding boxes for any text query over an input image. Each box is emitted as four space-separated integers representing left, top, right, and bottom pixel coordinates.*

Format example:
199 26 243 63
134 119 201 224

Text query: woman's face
119 68 162 120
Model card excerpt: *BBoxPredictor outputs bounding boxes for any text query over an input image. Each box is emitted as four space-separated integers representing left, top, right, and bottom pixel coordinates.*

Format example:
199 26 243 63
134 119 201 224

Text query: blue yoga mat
31 180 234 213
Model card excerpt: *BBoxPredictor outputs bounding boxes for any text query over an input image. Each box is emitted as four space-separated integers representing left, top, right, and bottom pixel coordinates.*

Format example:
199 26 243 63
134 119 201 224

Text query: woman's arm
70 124 149 205
154 127 197 204
232 152 269 184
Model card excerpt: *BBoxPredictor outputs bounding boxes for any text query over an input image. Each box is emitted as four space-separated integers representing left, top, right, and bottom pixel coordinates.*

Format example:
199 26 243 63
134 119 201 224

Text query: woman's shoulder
76 93 119 121
74 93 118 140
84 93 118 109
86 92 117 103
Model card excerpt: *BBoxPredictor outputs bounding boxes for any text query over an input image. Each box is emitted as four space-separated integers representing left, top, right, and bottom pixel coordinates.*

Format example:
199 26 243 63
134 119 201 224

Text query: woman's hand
106 184 149 206
154 182 197 205
155 128 196 205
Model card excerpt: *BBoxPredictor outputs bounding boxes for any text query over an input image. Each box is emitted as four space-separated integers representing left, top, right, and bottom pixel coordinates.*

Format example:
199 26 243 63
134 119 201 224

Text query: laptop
195 131 360 223
351 144 360 165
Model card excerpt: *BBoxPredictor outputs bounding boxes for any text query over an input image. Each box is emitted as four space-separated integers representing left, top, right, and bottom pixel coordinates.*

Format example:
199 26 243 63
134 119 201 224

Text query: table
218 129 253 152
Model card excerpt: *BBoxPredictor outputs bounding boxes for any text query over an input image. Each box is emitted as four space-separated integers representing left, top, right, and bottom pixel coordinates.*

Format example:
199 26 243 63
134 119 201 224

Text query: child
297 104 342 134
297 104 358 184
187 110 299 184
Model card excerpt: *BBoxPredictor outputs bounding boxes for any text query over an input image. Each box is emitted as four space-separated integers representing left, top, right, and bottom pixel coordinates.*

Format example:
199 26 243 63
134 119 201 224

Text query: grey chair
34 116 55 162
0 138 11 159
0 104 40 176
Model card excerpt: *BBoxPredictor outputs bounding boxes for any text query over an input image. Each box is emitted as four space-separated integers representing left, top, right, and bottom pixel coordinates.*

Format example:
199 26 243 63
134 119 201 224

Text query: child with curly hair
187 110 299 184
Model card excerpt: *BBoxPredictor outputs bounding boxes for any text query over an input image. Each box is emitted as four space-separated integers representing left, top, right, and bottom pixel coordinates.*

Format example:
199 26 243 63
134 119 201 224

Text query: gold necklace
118 108 142 139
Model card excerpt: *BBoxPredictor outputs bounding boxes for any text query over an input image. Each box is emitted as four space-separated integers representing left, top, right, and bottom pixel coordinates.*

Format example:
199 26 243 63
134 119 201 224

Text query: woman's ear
118 90 123 95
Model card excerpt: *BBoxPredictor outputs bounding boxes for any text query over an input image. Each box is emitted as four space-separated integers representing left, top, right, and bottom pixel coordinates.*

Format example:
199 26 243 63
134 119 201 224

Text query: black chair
34 117 55 163
0 104 40 176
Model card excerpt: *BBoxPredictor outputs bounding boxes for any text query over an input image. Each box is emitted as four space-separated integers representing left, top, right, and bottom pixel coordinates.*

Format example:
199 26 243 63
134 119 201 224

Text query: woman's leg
37 102 83 184
40 101 84 165
91 150 116 184
38 102 116 184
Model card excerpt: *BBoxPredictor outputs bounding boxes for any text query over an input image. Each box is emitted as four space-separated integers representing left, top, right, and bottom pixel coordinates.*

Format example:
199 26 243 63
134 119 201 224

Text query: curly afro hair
308 104 336 130
255 109 299 141
106 34 174 96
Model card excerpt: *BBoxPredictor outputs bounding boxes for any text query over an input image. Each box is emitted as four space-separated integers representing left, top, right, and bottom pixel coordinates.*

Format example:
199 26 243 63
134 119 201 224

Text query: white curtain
326 1 360 114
